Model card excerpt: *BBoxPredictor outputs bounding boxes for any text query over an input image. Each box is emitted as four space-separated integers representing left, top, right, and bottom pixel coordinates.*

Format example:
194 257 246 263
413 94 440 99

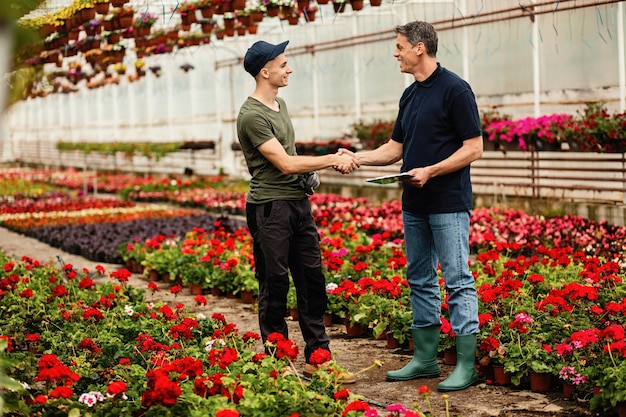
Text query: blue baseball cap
244 40 289 77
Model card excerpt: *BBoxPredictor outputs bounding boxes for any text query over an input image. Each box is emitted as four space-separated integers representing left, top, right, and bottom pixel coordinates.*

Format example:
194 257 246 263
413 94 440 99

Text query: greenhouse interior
1 1 626 416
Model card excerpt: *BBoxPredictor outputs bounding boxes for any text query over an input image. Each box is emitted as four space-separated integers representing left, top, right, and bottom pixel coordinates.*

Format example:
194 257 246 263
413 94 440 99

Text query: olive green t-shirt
236 96 306 204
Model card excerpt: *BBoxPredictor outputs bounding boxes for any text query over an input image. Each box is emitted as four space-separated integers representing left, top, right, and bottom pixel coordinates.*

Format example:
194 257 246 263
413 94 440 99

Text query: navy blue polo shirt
391 63 482 214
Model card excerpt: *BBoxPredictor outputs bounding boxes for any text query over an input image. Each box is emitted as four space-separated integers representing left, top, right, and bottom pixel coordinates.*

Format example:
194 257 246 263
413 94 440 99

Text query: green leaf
68 408 81 417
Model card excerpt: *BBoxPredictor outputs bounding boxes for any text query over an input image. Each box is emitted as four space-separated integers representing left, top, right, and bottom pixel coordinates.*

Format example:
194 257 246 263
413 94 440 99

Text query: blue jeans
402 210 479 335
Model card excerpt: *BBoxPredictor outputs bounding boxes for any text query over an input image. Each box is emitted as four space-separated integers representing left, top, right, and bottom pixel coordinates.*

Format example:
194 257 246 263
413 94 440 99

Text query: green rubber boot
386 326 440 381
437 334 479 391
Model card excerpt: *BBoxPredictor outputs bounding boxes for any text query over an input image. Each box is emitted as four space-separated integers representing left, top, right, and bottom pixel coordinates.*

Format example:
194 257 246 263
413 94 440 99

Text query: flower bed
1 168 626 415
0 256 381 416
482 103 626 152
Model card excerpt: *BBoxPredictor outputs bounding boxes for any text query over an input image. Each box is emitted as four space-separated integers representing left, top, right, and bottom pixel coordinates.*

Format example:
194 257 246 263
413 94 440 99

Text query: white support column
352 16 361 122
80 87 88 142
97 85 104 141
0 27 12 161
311 26 320 139
190 58 197 125
112 82 119 140
461 0 470 82
617 1 625 112
57 93 63 139
213 49 224 173
146 68 154 139
166 59 175 141
128 74 136 132
531 0 541 117
403 2 412 88
68 90 75 141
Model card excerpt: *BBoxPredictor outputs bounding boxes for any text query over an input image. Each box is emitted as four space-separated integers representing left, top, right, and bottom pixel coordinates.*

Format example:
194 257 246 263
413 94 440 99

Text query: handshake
332 148 359 175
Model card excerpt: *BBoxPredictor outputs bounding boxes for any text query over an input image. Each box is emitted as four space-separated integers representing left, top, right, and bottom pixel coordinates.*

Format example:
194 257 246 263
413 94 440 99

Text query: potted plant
142 239 181 281
331 0 347 13
352 118 395 150
286 285 298 320
232 267 257 303
558 365 588 399
592 359 626 416
438 316 457 364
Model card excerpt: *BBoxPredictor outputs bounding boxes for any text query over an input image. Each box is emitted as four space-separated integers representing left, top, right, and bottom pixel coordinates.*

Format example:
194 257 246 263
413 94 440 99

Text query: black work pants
246 198 330 363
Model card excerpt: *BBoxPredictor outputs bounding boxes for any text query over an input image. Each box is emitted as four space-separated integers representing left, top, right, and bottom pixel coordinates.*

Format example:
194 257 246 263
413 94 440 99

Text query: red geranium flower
32 395 47 404
49 386 73 399
110 268 131 282
19 288 33 298
51 285 69 297
333 388 351 400
275 339 299 360
216 409 239 417
82 307 104 322
208 346 239 369
309 347 331 365
26 333 41 342
342 400 370 416
194 295 207 305
0 335 14 352
77 338 102 354
78 278 95 289
107 381 127 397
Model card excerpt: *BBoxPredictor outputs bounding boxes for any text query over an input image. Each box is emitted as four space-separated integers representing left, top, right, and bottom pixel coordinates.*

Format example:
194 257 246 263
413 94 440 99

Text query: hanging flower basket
287 14 299 25
251 10 264 21
118 14 133 28
332 2 347 13
95 2 109 14
232 0 246 10
350 0 364 11
266 5 280 17
201 21 214 33
238 15 251 26
81 7 96 21
223 17 235 28
201 5 215 18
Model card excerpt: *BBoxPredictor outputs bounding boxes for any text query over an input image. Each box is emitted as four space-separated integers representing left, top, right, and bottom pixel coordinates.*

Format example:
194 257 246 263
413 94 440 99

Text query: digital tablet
365 173 414 184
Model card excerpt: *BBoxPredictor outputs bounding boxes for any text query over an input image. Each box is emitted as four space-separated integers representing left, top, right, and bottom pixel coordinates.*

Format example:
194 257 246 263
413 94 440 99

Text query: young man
236 40 357 382
341 21 483 391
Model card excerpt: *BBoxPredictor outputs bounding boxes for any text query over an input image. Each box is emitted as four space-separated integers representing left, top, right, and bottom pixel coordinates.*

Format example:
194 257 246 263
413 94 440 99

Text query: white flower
325 282 338 293
205 338 226 351
79 391 104 407
124 305 134 316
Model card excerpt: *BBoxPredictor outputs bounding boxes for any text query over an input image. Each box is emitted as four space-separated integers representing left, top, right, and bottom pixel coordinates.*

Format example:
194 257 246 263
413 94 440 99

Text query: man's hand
333 151 359 174
404 167 432 188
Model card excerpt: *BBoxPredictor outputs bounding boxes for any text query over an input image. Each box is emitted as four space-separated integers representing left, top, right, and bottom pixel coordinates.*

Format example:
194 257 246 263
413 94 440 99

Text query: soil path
0 226 593 417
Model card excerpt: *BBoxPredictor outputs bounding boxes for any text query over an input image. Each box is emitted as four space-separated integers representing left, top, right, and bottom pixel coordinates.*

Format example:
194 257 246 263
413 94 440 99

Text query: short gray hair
394 21 438 57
